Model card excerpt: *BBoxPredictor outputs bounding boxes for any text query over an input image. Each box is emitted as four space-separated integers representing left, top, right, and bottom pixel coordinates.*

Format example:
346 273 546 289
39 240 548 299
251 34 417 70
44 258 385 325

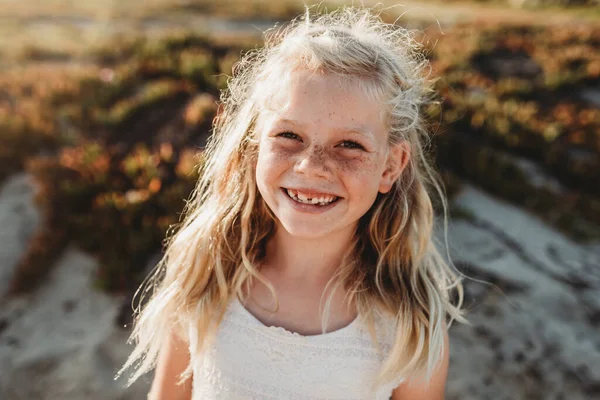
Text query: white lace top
188 297 405 399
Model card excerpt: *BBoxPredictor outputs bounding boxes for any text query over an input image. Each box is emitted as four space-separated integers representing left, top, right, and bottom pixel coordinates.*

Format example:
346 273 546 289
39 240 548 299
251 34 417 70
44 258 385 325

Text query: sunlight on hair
116 4 468 390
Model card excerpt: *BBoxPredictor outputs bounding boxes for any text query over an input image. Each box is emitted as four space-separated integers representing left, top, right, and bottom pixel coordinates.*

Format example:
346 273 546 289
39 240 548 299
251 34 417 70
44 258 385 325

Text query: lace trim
221 317 386 357
232 296 361 340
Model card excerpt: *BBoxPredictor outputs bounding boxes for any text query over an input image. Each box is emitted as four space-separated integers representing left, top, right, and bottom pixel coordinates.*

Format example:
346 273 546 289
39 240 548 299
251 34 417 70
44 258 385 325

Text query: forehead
258 70 388 134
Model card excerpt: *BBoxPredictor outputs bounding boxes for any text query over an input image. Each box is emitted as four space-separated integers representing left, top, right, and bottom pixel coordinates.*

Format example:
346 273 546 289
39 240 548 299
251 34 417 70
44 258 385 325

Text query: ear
379 141 410 194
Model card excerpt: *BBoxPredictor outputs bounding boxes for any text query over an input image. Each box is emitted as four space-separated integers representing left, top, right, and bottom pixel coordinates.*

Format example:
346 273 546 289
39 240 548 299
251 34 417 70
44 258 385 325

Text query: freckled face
255 71 393 239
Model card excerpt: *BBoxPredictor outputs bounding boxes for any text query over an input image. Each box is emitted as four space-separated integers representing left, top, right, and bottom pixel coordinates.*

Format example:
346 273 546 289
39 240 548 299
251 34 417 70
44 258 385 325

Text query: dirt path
1 0 597 62
357 0 600 27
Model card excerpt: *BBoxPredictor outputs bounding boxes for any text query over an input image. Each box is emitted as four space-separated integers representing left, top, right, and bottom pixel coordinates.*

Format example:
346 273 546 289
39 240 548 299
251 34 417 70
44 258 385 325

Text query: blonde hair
118 5 467 390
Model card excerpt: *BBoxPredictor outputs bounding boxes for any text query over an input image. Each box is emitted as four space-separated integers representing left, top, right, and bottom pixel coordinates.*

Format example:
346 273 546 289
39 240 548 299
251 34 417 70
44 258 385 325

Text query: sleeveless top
188 297 405 399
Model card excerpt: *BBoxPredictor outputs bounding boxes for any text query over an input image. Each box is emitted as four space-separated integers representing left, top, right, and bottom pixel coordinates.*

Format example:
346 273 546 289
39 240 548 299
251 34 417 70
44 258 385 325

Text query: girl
118 6 467 400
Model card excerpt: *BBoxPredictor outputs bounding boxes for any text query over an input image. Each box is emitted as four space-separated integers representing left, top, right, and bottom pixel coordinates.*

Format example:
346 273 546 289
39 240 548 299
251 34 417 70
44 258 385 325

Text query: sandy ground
445 186 600 399
0 172 598 399
0 174 41 298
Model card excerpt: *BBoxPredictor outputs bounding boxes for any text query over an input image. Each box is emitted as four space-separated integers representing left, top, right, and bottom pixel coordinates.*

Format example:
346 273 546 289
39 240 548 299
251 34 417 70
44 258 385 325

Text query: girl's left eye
339 141 365 150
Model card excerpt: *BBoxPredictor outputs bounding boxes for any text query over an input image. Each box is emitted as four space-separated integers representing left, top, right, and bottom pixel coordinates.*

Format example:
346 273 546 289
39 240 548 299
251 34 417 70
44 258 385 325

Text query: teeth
286 189 336 205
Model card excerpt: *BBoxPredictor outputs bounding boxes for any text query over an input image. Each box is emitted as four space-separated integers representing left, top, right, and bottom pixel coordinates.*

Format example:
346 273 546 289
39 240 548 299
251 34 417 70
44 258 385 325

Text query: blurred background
0 0 599 399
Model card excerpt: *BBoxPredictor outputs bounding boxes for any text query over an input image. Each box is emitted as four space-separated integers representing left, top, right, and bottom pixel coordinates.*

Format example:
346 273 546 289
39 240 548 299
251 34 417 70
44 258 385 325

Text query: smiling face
255 70 406 239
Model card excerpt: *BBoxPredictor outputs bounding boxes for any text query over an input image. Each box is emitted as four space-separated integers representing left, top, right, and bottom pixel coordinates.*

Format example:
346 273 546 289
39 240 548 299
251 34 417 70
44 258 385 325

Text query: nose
294 145 331 178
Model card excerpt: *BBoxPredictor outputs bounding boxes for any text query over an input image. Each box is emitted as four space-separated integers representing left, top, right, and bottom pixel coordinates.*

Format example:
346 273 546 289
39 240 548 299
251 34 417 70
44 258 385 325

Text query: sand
0 174 598 399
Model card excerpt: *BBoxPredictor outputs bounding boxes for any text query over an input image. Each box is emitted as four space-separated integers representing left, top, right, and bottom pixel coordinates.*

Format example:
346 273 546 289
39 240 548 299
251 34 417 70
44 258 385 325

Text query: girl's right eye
277 131 301 141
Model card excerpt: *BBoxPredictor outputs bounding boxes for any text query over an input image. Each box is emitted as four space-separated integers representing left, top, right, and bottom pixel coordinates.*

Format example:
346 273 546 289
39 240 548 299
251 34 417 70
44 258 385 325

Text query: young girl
118 6 467 399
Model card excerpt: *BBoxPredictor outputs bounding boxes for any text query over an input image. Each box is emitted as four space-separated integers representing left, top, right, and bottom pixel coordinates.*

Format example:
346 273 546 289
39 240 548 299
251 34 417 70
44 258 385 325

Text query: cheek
335 155 384 200
335 154 382 182
256 142 291 182
335 155 380 174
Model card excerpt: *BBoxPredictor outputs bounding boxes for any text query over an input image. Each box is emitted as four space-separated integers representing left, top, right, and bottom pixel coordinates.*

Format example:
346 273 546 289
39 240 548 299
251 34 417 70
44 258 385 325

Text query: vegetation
1 3 598 293
4 34 241 293
425 23 600 238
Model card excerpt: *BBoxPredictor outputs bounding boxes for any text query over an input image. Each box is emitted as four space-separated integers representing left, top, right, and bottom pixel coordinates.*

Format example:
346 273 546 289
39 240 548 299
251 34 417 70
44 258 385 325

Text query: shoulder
148 329 193 400
390 324 450 400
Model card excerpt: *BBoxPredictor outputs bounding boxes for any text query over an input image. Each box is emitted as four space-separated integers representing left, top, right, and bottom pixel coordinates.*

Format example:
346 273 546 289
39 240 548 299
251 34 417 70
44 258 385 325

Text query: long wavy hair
118 5 467 390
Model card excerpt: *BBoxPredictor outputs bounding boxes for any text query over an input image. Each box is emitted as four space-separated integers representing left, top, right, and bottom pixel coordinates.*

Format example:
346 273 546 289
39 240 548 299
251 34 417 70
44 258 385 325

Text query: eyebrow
274 118 375 139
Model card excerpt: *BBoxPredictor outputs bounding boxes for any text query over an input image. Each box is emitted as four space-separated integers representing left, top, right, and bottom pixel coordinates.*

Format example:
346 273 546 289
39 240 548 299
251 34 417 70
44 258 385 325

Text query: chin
277 212 361 240
276 218 337 239
279 223 330 239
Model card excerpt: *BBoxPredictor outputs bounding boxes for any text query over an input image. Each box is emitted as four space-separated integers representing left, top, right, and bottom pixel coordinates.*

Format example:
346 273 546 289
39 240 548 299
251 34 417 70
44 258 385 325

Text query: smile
283 188 340 206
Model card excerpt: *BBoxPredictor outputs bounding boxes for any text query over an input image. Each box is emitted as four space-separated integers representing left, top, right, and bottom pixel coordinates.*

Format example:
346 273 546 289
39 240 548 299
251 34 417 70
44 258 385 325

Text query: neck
262 222 356 286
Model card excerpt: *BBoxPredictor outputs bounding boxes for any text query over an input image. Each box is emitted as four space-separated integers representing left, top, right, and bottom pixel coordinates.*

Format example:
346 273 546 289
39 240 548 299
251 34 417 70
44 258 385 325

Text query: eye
338 140 365 150
277 131 302 141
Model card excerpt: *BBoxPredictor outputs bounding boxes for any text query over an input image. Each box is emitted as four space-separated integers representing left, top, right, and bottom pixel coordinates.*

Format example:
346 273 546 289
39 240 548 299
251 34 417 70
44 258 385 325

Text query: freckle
333 155 378 175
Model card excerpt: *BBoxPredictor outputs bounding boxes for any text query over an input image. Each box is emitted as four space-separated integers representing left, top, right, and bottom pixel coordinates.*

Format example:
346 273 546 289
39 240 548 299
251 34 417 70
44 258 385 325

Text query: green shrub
6 22 600 294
